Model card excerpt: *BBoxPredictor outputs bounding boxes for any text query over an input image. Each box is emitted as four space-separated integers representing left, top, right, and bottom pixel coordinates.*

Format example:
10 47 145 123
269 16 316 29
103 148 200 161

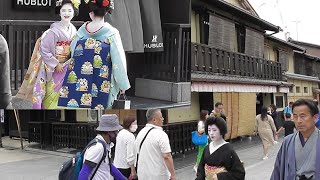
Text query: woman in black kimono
196 116 245 180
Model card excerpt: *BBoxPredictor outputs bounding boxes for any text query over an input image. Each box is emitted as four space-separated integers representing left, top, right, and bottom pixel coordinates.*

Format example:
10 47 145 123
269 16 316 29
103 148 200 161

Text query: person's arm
163 153 176 180
78 143 103 180
159 133 175 180
39 30 60 70
109 32 130 91
78 161 95 180
269 116 277 133
110 163 127 180
254 116 258 135
276 127 284 135
126 135 137 178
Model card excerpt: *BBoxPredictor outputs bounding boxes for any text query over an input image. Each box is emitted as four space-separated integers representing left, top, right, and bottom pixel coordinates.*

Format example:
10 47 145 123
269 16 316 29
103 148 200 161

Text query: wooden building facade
189 0 292 138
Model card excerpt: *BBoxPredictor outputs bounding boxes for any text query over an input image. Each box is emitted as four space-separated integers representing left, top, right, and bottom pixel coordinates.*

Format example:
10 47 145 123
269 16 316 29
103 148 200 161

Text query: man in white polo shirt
135 109 176 180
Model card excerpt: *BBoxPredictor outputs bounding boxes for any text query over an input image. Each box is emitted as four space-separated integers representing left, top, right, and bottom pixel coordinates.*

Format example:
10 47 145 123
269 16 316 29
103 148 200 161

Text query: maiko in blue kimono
58 22 130 109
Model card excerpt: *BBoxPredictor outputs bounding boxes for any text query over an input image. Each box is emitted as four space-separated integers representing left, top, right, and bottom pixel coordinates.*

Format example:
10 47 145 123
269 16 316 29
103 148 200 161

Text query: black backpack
58 138 108 180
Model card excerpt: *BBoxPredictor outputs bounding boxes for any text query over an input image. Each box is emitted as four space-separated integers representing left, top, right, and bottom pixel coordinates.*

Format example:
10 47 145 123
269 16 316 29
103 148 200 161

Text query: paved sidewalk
0 135 282 180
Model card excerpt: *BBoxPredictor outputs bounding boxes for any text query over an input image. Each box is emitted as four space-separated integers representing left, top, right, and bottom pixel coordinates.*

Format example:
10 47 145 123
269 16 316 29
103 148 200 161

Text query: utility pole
292 20 301 40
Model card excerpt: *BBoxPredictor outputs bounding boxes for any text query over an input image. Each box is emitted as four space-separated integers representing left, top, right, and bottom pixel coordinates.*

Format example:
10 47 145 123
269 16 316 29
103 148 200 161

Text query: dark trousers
118 168 131 178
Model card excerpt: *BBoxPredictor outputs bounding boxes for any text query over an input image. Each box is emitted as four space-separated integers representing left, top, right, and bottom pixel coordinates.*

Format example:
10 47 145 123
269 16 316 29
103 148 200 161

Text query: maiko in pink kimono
16 0 80 109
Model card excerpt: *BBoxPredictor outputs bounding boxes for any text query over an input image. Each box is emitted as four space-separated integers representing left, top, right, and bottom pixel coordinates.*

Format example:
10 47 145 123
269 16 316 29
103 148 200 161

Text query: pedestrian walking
270 104 280 142
276 113 295 137
135 109 176 180
193 110 209 173
196 116 245 180
16 0 79 109
283 101 293 119
114 116 138 179
254 106 277 160
271 99 320 180
78 114 125 180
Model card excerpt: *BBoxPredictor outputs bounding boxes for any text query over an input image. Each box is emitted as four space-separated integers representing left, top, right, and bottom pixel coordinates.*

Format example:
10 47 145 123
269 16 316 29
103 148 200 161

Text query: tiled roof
192 73 292 86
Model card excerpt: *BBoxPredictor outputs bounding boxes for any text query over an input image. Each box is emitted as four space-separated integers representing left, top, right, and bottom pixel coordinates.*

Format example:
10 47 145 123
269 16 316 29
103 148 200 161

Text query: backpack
58 138 107 180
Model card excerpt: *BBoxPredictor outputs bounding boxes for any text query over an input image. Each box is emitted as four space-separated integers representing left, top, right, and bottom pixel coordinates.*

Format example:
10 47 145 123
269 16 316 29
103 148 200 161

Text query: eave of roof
288 38 320 49
284 73 320 83
293 50 320 61
191 72 292 86
199 0 280 32
266 36 305 51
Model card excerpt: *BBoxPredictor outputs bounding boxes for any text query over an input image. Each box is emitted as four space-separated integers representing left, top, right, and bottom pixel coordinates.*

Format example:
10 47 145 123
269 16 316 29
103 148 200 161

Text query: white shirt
114 129 136 169
83 135 114 180
135 124 171 180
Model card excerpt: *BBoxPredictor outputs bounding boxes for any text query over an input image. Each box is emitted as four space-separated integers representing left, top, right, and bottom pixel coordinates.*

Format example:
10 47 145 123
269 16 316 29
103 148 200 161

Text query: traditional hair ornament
85 0 111 8
70 0 81 9
56 0 81 9
102 0 109 7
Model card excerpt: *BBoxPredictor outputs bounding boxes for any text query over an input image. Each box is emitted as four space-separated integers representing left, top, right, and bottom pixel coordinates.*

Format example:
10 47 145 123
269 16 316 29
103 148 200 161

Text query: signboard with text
13 0 54 10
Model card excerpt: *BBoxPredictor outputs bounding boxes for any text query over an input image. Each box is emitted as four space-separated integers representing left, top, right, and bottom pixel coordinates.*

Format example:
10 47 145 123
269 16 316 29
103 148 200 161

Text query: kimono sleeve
39 30 59 69
195 146 207 180
270 142 286 180
216 148 245 180
109 32 130 91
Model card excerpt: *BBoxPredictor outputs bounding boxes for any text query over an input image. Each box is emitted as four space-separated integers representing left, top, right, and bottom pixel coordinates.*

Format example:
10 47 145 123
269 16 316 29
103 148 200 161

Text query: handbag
191 131 208 146
112 94 131 109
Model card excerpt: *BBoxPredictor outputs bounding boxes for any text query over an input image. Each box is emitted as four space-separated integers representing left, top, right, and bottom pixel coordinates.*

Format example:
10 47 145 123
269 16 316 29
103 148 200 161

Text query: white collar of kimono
59 22 76 40
209 139 228 154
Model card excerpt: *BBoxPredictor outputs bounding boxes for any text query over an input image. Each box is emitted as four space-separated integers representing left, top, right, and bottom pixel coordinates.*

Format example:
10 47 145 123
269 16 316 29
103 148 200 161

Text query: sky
248 0 320 45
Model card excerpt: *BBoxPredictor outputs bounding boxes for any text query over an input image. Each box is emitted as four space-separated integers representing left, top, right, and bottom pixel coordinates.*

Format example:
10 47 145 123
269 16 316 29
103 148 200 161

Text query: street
0 136 282 180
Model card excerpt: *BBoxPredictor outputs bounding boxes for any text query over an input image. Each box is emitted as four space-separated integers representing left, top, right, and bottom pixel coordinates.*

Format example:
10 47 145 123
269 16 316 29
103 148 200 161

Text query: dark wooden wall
294 53 320 78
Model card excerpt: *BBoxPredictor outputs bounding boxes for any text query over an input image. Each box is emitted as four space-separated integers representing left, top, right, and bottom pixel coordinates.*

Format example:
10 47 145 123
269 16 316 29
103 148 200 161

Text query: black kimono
196 143 245 180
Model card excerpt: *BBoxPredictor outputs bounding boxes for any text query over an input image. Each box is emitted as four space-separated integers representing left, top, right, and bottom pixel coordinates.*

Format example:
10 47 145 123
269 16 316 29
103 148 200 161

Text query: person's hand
252 132 257 136
212 174 218 180
120 89 126 94
169 175 176 180
55 63 64 73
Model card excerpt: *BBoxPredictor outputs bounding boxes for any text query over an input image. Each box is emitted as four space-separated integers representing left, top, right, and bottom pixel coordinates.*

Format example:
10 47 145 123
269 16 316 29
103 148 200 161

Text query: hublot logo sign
144 35 163 49
13 0 53 9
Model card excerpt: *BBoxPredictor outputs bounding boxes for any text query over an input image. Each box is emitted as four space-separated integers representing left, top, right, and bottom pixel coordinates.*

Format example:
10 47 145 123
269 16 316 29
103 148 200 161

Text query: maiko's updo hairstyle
88 0 113 17
205 116 227 138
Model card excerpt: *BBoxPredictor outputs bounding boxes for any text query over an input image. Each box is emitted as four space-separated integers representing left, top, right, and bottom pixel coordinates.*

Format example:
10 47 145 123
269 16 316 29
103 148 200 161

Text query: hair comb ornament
102 0 109 7
70 0 81 9
56 0 81 9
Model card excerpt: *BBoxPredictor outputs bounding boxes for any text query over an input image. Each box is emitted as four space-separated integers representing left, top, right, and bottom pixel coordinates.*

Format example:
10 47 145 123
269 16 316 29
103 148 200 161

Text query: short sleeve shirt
136 124 171 180
83 135 113 180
